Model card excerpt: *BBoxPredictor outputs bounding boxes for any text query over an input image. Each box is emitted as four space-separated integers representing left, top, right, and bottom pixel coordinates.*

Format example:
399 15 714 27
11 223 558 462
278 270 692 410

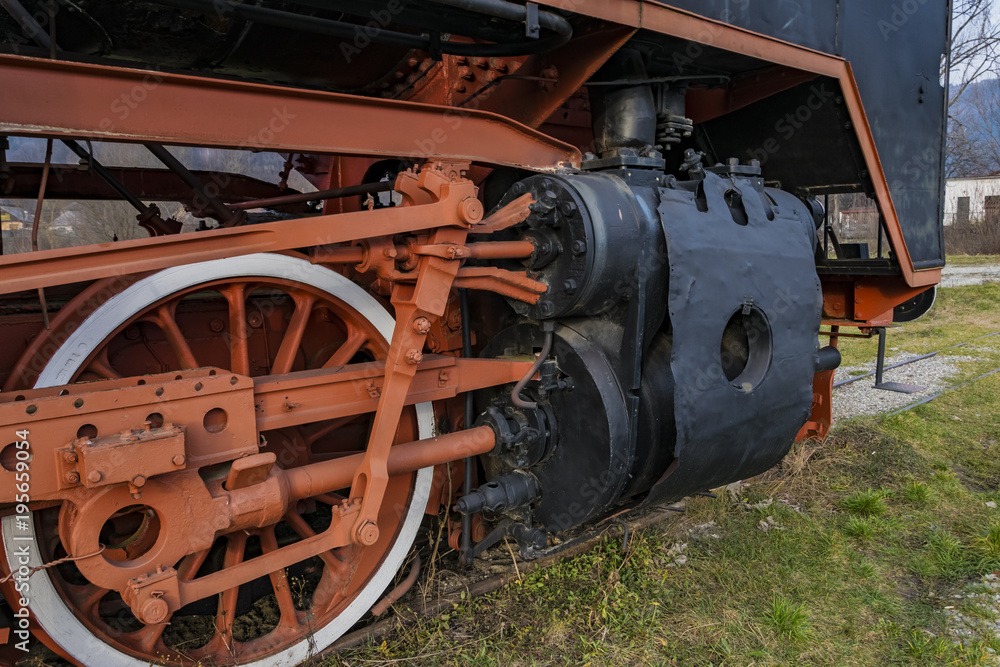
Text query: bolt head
209 319 225 333
172 454 186 466
87 470 102 484
357 521 380 546
405 349 424 365
458 197 484 224
413 317 432 335
571 240 587 255
132 475 147 488
140 598 170 624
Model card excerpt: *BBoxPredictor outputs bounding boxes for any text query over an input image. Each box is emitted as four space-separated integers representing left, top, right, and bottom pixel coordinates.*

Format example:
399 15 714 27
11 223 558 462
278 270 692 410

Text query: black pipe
231 181 394 210
61 140 149 213
459 287 475 567
144 0 570 57
61 140 180 236
0 0 53 50
145 143 244 226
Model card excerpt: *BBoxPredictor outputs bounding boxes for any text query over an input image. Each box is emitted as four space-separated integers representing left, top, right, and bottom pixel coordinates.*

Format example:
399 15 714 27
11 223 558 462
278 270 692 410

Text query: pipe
232 182 395 210
459 287 475 566
282 425 496 501
145 0 570 57
510 328 553 409
30 139 52 329
145 143 244 226
370 553 421 616
0 0 53 50
61 140 149 214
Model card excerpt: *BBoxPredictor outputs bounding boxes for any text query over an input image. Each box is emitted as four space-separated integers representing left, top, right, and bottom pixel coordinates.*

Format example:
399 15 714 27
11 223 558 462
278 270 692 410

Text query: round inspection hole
100 505 161 562
194 382 203 392
0 443 30 472
719 306 773 393
137 379 146 386
25 404 37 415
76 424 98 441
73 398 84 409
145 413 164 429
155 387 164 397
203 408 228 434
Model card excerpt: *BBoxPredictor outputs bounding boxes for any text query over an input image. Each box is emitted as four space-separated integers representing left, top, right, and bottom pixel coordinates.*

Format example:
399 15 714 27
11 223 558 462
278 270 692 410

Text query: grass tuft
901 480 933 505
840 488 889 516
843 516 876 542
764 596 811 641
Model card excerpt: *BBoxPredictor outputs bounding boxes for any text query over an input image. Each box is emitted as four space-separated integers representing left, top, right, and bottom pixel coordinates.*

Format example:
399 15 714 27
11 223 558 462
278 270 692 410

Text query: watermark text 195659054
4 430 32 652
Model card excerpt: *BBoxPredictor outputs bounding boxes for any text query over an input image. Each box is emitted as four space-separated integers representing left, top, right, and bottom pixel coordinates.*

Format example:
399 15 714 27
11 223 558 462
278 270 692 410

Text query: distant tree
946 0 1000 177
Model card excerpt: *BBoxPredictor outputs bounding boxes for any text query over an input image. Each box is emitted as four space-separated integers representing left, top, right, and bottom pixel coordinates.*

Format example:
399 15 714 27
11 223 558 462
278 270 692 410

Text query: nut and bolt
140 598 169 624
563 279 577 294
571 240 587 255
405 349 424 365
65 471 80 484
357 520 380 546
413 317 432 335
458 197 484 224
248 312 264 328
209 319 225 333
132 475 147 488
63 451 78 463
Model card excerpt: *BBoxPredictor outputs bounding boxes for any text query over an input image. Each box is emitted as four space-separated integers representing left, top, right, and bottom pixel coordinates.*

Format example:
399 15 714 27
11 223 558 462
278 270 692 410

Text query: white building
944 176 1000 226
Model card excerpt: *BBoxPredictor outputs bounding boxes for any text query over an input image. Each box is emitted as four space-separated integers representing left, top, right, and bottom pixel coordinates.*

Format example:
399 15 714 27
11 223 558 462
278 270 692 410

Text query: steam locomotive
0 1 947 664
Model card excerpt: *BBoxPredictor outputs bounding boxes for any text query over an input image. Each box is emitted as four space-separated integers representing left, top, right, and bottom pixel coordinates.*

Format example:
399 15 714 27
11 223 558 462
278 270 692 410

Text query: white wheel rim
2 253 433 666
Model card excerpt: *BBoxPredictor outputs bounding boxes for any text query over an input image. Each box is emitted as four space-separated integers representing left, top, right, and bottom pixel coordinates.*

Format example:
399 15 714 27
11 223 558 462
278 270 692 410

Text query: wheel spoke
213 533 247 650
220 284 251 376
154 304 199 370
272 292 317 375
284 512 350 579
322 325 368 368
86 349 122 380
259 528 299 628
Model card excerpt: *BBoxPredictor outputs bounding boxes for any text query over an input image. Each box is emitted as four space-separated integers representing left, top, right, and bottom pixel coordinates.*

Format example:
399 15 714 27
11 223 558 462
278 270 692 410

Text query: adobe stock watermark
6 429 32 652
878 0 933 40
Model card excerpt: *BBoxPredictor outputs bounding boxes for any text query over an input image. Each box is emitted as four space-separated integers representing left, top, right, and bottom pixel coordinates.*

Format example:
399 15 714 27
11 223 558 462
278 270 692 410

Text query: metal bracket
874 327 924 394
525 3 540 39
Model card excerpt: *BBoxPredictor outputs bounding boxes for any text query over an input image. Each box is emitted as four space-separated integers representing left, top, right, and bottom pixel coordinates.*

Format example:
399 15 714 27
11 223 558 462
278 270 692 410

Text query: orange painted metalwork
821 277 933 325
0 54 581 172
0 357 530 504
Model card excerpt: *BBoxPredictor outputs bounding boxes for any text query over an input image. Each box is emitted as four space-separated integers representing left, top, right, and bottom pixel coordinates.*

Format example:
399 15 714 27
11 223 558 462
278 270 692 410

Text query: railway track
831 331 1000 418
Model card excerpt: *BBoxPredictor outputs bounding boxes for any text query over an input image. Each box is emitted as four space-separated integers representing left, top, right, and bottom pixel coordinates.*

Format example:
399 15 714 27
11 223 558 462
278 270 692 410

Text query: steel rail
833 331 1000 389
887 366 1000 416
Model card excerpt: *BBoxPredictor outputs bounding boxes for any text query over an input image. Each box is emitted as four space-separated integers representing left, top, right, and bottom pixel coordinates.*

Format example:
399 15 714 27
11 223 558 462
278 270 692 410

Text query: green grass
326 287 1000 666
946 254 1000 267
